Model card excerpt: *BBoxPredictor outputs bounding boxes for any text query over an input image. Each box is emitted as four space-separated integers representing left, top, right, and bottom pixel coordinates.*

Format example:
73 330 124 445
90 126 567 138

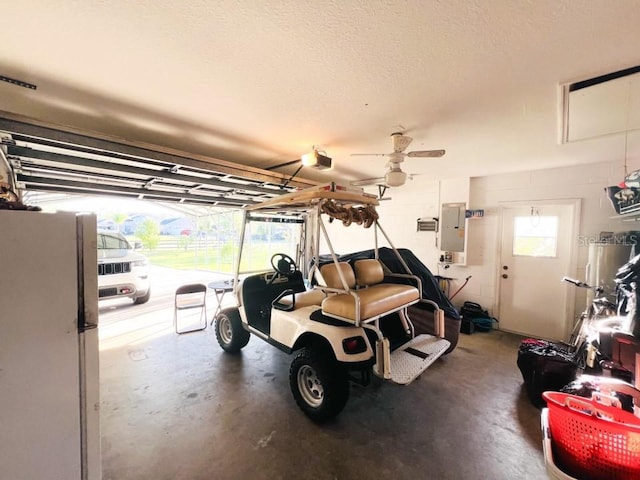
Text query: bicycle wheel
568 312 587 349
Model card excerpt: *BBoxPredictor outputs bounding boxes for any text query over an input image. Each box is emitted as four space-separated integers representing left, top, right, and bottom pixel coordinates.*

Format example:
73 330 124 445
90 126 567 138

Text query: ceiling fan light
385 170 406 187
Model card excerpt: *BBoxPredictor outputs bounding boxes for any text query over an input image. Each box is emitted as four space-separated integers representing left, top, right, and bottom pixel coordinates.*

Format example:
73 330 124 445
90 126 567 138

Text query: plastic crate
543 391 640 480
541 408 577 480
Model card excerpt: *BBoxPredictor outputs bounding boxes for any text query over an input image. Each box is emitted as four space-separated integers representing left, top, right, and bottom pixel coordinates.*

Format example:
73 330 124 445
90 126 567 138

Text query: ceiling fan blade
407 149 445 158
350 153 388 157
350 177 386 187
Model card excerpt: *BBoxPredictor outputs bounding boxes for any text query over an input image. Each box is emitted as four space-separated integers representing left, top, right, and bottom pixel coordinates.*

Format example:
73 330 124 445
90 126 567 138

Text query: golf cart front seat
265 269 326 311
319 260 419 323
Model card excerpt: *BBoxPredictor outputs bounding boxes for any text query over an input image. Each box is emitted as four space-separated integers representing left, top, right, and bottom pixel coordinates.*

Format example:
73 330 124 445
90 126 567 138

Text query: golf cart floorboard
389 334 450 385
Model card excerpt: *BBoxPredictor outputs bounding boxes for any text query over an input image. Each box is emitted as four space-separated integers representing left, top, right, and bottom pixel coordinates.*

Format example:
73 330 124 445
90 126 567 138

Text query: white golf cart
213 183 451 421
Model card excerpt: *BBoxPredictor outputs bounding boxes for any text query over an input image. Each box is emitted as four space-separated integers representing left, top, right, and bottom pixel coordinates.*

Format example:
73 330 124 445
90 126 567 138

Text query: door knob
502 274 508 279
503 265 508 270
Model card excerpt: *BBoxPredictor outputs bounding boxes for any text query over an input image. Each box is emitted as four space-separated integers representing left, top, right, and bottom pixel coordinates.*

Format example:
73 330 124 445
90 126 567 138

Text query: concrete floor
99 318 547 480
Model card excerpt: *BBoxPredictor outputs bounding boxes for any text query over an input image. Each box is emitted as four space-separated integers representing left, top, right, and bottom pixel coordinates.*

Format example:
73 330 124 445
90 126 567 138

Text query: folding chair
174 283 207 334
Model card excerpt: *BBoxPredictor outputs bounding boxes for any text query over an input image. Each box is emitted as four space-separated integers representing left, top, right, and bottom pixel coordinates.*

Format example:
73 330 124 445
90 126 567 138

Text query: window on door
512 215 559 257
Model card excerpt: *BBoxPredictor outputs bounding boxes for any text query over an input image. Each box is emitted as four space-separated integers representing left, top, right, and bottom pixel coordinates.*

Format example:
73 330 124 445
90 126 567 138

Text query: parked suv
97 230 151 304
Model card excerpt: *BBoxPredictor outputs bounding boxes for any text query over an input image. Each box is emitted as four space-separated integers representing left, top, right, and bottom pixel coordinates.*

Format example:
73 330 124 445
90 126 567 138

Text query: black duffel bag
460 301 489 319
459 301 497 332
516 338 578 408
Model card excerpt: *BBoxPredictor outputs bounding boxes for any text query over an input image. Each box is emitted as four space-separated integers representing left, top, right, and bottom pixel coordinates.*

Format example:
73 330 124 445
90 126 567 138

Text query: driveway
98 266 232 350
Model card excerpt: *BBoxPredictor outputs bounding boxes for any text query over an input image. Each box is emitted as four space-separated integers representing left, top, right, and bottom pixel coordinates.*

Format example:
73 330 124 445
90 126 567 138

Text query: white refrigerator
0 210 101 480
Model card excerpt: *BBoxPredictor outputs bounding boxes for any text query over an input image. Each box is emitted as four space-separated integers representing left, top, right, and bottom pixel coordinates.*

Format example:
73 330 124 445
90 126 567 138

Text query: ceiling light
385 170 406 187
301 149 332 170
301 151 318 167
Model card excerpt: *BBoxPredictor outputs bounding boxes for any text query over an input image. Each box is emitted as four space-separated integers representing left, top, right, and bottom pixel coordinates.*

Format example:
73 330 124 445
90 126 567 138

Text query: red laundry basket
543 391 640 480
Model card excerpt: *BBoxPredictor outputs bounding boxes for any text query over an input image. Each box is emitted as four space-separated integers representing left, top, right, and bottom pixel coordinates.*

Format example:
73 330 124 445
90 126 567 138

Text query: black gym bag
459 301 497 333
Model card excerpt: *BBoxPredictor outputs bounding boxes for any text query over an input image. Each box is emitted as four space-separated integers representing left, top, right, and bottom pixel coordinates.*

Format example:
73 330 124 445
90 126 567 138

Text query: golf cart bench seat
320 260 419 322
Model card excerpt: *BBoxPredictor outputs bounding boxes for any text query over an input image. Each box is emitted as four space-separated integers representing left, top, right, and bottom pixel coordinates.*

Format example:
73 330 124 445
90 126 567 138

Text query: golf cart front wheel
289 348 349 422
215 308 250 353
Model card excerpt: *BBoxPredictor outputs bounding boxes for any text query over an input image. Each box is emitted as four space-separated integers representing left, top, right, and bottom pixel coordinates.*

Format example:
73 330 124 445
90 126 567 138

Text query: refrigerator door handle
76 215 99 331
76 217 87 331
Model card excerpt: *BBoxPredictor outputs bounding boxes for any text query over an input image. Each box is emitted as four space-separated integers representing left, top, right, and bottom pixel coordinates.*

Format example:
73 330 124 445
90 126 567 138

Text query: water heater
586 241 634 307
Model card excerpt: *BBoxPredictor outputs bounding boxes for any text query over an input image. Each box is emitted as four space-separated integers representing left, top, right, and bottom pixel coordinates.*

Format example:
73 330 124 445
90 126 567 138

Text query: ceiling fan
350 132 445 187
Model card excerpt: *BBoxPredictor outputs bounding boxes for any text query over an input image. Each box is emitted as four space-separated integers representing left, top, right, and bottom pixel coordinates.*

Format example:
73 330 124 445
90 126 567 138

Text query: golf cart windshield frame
232 183 420 304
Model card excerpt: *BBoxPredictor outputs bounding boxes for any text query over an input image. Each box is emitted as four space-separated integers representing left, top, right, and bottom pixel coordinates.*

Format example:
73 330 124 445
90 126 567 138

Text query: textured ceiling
1 0 640 188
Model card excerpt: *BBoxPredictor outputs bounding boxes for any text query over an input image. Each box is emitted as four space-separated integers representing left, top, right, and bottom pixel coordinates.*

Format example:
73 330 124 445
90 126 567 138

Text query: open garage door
0 113 317 207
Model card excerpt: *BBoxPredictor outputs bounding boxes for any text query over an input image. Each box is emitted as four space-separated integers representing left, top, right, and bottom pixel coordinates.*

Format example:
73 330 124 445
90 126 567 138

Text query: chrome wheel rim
297 365 324 408
218 316 233 344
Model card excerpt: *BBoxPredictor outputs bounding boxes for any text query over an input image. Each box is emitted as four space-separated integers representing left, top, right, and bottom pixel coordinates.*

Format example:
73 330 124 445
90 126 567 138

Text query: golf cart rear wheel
289 348 349 422
215 308 250 353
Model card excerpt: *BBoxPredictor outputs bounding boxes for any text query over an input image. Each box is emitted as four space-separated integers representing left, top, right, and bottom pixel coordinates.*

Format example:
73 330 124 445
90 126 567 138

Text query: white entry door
499 202 578 341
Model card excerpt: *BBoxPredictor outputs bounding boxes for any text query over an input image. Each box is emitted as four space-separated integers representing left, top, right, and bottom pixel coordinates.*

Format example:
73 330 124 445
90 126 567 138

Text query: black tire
289 348 349 422
215 308 250 353
133 288 151 305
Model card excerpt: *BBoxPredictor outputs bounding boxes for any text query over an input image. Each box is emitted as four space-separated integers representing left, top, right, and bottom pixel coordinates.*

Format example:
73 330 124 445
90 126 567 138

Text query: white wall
323 178 469 274
451 159 638 320
325 160 636 336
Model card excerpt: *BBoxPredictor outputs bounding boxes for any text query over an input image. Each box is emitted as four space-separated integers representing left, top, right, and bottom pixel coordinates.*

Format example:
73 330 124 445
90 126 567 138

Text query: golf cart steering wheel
271 253 297 276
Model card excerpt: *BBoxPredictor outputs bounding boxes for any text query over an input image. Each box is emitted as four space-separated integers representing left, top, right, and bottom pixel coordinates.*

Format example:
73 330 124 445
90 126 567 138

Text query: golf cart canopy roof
244 183 379 214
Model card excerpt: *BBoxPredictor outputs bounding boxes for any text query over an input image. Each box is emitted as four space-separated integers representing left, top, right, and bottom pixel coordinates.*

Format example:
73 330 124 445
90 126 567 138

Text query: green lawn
144 249 236 272
142 239 292 273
